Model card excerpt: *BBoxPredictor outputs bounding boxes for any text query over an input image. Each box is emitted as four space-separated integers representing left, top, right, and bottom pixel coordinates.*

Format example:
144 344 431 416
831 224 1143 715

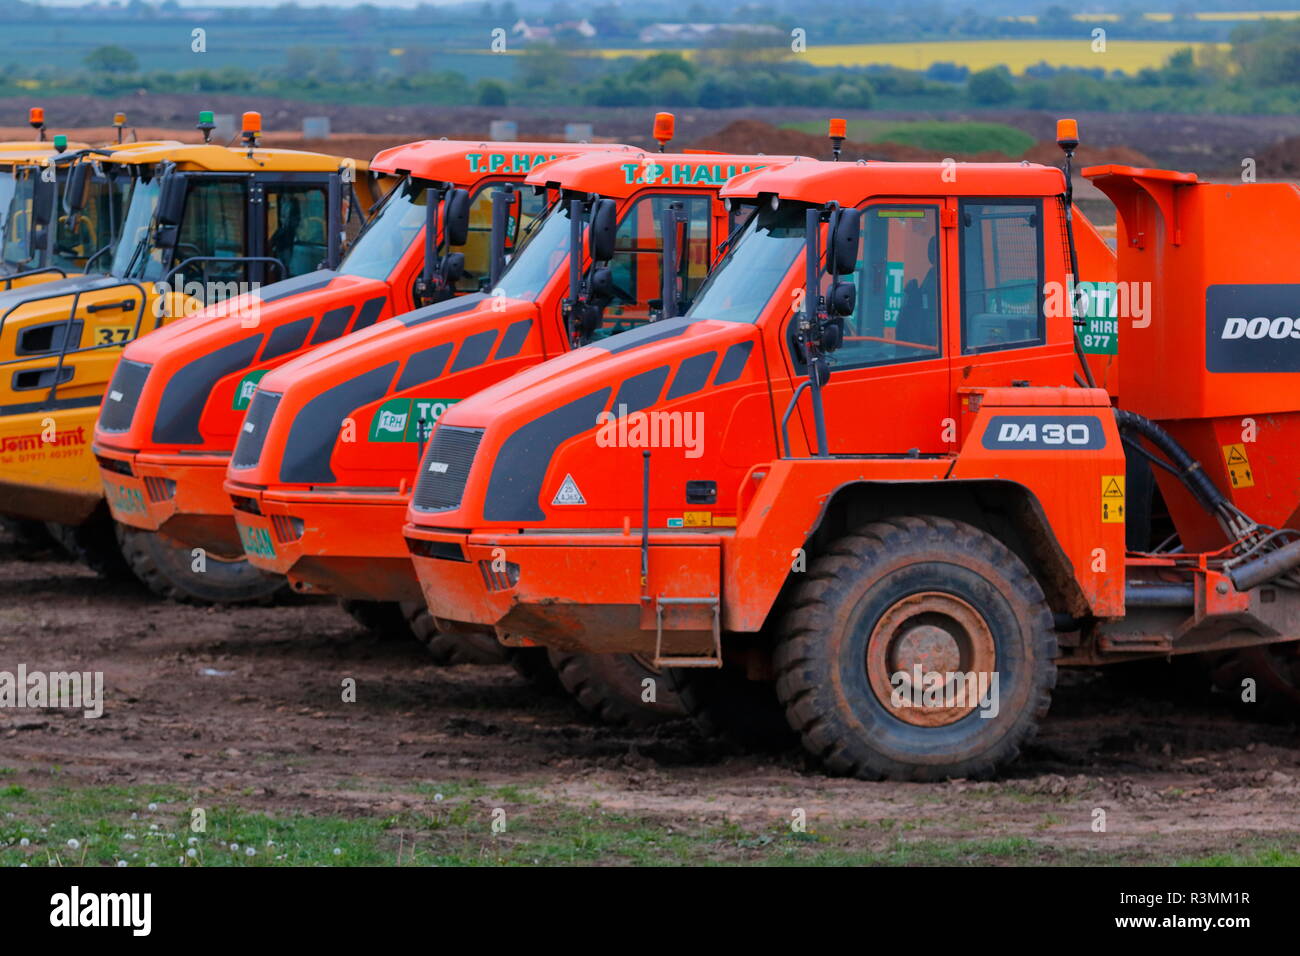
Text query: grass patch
782 119 1035 156
5 781 1300 866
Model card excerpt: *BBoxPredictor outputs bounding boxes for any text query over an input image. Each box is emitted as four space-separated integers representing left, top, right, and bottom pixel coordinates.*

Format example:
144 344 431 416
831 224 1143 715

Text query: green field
783 120 1038 156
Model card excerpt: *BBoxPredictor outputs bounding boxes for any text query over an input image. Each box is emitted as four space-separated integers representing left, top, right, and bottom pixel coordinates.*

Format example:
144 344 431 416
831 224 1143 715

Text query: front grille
478 558 519 591
143 476 175 503
271 514 303 544
231 390 282 470
411 425 484 512
98 359 152 433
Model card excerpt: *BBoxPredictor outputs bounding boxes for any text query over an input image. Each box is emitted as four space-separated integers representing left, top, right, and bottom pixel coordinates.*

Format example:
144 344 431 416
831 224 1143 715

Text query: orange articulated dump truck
220 144 806 694
92 139 610 604
399 124 1300 780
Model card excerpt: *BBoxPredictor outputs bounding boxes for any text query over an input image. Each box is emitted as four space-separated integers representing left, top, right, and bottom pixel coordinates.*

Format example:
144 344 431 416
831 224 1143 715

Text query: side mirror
443 188 470 247
156 175 187 227
64 163 89 214
827 279 856 318
31 174 55 229
588 198 617 263
588 266 614 300
828 207 861 275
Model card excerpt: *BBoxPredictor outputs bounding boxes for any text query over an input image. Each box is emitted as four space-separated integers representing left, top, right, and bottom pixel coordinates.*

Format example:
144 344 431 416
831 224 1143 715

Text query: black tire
45 511 136 581
116 524 286 604
401 601 509 665
1208 643 1300 721
340 599 416 642
2 517 55 554
549 650 688 727
667 664 796 749
774 515 1057 781
506 646 563 693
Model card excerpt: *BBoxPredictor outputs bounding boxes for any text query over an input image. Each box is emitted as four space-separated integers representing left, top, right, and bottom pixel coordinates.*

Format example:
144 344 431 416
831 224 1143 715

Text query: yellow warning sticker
711 515 737 527
1221 443 1255 488
683 511 712 528
1101 475 1125 524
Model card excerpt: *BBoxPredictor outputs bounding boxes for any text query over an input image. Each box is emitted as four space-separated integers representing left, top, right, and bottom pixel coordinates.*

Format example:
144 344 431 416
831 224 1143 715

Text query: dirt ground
1 525 1298 866
4 95 1300 174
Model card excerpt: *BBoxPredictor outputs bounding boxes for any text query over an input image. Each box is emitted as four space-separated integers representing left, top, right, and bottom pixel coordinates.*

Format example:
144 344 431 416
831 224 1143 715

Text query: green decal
233 370 268 410
104 480 145 515
1078 281 1119 356
882 260 905 328
369 398 411 442
238 522 276 559
369 398 461 443
405 398 460 442
469 152 556 174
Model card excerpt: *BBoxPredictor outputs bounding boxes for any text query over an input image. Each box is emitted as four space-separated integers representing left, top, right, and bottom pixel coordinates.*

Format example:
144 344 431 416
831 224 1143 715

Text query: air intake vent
411 425 484 512
98 359 152 433
231 390 282 470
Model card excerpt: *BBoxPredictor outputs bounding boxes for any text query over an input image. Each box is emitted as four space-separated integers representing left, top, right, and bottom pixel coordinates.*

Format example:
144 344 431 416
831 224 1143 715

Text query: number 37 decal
96 327 134 346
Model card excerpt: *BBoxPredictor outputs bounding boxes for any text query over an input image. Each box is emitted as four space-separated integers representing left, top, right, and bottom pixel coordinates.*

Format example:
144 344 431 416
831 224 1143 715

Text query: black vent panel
98 359 152 433
411 425 484 512
231 390 283 470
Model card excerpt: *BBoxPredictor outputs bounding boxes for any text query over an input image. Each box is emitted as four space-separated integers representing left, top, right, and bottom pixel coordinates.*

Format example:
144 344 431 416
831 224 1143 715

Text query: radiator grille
411 425 484 512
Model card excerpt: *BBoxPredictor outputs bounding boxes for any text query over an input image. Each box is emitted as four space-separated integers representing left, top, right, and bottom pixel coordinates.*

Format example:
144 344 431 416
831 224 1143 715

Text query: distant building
637 23 782 44
512 18 597 42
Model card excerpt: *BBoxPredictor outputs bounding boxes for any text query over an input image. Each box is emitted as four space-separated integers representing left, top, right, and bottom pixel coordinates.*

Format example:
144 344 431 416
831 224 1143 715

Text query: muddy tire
549 651 688 727
2 517 55 553
46 512 136 581
774 515 1057 781
116 524 286 604
1209 643 1300 720
402 601 509 665
506 646 563 693
668 665 795 749
340 599 416 642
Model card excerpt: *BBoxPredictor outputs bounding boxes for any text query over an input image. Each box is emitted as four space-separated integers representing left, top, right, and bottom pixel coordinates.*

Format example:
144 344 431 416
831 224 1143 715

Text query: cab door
786 199 954 456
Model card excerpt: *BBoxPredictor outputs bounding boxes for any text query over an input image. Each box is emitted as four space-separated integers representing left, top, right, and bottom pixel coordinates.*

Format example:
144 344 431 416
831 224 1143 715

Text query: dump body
1085 165 1300 553
0 142 375 527
92 141 597 556
223 151 798 600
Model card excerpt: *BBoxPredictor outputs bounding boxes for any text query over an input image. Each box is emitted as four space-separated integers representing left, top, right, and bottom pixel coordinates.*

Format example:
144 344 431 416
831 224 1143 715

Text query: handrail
780 380 810 458
161 255 287 285
1 266 67 291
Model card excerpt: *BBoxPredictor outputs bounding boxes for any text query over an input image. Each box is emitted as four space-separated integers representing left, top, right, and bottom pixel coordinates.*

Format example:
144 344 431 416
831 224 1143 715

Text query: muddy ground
5 96 1300 174
1 526 1298 865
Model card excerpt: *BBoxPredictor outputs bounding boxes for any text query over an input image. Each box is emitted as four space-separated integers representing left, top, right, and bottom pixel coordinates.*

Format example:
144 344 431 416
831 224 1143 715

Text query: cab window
601 193 711 334
455 181 538 292
959 200 1044 353
174 179 246 284
265 183 329 278
826 204 941 371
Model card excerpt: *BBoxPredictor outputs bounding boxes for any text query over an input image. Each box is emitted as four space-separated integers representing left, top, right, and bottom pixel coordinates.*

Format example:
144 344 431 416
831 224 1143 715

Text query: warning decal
552 474 586 505
1221 443 1255 488
1101 475 1125 524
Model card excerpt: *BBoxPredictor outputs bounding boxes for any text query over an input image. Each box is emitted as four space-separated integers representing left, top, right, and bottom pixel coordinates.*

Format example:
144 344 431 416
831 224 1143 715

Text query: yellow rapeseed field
596 39 1231 75
799 40 1226 74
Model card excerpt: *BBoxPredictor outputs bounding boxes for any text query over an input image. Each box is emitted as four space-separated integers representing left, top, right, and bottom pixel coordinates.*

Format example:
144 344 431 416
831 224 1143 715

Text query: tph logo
369 398 460 443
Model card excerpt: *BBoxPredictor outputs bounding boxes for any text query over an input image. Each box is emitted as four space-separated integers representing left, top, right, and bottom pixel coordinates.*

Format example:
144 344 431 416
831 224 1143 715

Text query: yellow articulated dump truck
0 111 382 574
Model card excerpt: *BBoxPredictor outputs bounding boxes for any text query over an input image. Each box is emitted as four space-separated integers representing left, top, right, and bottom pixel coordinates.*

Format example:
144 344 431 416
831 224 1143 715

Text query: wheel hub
865 591 997 727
